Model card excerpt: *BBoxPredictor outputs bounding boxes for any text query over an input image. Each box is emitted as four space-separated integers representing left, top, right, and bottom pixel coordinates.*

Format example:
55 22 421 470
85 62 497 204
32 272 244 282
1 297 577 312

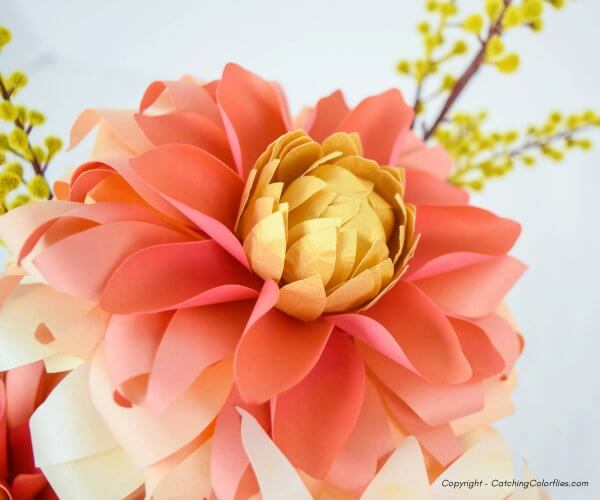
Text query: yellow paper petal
324 269 378 313
311 165 370 195
277 141 323 185
281 175 327 211
322 132 362 157
327 228 358 290
277 275 327 321
238 408 312 500
288 191 336 228
239 197 275 240
288 217 341 247
244 211 287 281
284 227 337 285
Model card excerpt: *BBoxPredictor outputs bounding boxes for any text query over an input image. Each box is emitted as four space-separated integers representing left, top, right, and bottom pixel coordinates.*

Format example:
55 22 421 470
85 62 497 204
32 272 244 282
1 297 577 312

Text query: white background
3 1 600 498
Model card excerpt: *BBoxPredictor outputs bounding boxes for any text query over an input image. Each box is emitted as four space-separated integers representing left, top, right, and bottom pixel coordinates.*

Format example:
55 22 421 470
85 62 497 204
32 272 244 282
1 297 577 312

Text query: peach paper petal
361 436 431 500
130 144 243 228
338 89 413 165
364 281 471 384
70 109 152 155
34 221 190 300
361 345 484 426
140 81 222 122
412 254 526 318
239 408 312 500
326 379 393 493
146 301 253 412
395 131 453 179
404 169 469 206
217 63 288 177
90 345 232 466
0 200 79 257
101 240 259 314
211 389 269 500
273 330 366 478
104 312 172 391
381 385 462 466
134 112 234 166
234 307 333 403
305 90 350 143
450 318 505 380
411 205 521 271
471 314 521 376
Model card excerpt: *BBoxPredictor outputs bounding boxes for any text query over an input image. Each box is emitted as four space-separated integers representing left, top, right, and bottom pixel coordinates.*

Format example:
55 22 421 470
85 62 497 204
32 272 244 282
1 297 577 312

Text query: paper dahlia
0 63 526 498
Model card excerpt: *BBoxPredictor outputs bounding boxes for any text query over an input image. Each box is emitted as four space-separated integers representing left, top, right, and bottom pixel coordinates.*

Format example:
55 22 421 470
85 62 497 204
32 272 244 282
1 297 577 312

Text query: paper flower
0 64 526 498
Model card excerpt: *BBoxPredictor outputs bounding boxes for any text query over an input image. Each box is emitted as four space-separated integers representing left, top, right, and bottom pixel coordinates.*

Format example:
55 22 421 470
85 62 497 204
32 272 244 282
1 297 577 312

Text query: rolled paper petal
234 307 333 403
5 361 44 429
0 284 94 370
0 200 79 257
364 281 471 384
101 240 259 314
129 144 244 228
338 89 413 165
70 109 153 157
30 365 118 468
211 390 269 500
471 314 522 377
327 313 417 372
361 345 484 426
34 221 191 300
412 254 527 318
305 90 350 143
146 301 253 412
273 330 366 478
411 205 520 272
326 379 393 493
139 81 222 121
41 448 142 500
134 113 234 166
395 131 453 179
450 318 506 380
380 385 462 466
149 438 212 500
451 378 515 436
239 408 312 500
430 428 514 500
89 346 232 466
217 63 289 177
361 436 431 500
104 312 172 392
404 169 469 206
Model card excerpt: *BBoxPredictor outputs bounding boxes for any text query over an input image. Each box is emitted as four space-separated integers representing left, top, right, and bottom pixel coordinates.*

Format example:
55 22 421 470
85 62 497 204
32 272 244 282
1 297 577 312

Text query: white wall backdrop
3 1 600 498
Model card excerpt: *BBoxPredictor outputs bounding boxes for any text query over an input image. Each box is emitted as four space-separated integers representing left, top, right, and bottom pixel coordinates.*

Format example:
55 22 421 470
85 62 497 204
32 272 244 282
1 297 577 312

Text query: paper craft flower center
236 130 418 321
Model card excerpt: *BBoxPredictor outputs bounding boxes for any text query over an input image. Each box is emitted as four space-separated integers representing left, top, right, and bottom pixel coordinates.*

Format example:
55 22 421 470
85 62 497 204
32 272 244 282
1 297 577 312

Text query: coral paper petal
338 89 413 165
146 301 253 412
404 169 469 206
273 330 366 478
305 90 350 143
101 240 258 314
217 63 288 177
365 281 471 384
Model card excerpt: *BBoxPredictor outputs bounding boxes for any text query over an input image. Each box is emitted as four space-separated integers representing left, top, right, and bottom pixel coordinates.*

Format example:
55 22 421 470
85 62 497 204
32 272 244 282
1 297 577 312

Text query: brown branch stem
423 0 513 140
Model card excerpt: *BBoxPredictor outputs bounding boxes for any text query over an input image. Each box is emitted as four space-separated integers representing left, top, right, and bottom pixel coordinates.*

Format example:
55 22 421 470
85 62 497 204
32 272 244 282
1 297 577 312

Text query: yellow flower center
236 130 417 321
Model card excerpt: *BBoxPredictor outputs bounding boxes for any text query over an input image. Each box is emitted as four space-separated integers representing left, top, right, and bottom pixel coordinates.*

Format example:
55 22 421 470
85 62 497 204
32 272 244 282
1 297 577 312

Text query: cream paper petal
431 428 514 500
361 436 431 500
508 462 546 500
90 346 232 466
43 353 84 373
0 284 93 370
41 447 142 500
30 364 118 467
238 408 312 500
150 439 213 500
